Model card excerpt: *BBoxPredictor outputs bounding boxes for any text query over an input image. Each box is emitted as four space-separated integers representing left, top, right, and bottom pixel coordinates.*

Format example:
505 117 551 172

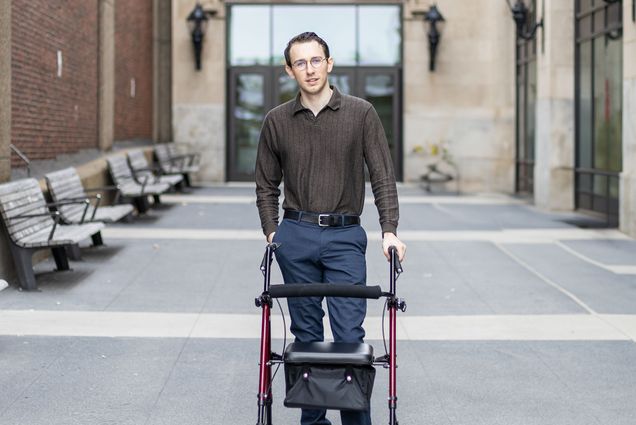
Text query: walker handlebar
268 283 383 299
388 245 402 275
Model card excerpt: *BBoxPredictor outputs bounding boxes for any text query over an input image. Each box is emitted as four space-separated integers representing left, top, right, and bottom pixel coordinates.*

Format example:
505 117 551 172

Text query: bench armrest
14 210 61 240
131 168 160 185
85 185 120 193
47 199 93 224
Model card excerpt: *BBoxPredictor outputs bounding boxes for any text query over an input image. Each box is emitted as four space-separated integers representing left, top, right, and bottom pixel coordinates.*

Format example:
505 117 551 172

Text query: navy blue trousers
273 218 372 425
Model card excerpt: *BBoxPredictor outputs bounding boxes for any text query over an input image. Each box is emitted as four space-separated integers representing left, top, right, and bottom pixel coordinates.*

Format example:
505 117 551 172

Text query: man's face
285 40 334 96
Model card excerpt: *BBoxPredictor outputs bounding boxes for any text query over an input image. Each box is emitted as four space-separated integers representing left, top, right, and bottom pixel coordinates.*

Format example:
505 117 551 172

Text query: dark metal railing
9 144 31 177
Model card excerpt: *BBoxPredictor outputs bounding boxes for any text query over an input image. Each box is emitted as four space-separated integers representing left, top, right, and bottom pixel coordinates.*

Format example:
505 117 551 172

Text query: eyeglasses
291 57 327 71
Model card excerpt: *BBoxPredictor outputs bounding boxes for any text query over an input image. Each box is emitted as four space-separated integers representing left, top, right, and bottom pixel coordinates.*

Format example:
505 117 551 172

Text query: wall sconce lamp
186 2 217 71
506 0 543 40
413 4 445 72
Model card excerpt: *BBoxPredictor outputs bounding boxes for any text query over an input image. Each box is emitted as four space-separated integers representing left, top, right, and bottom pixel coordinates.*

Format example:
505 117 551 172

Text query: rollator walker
255 243 406 425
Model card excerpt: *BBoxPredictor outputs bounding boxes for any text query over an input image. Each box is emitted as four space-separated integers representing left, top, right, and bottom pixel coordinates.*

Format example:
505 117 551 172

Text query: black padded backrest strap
268 284 382 299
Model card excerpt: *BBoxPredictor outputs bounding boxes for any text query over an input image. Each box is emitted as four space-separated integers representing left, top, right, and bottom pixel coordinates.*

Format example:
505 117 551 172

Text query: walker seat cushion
284 342 374 365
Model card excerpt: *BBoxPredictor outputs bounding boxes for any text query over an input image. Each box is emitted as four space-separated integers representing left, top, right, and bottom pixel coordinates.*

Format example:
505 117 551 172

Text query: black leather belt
284 210 360 227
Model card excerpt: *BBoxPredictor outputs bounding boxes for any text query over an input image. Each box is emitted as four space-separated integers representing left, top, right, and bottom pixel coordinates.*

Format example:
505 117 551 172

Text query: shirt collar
292 85 342 115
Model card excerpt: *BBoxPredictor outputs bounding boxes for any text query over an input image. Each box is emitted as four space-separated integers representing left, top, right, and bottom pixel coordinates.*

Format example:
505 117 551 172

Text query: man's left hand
382 232 406 262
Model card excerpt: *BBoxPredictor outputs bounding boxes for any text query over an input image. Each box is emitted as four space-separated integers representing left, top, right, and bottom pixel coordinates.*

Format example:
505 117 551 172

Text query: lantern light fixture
413 4 445 72
186 2 217 71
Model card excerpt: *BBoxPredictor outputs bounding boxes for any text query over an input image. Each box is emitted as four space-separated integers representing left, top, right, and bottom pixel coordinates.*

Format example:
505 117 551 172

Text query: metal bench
45 167 134 224
0 178 105 291
126 149 183 189
420 160 459 194
106 155 171 213
154 143 200 187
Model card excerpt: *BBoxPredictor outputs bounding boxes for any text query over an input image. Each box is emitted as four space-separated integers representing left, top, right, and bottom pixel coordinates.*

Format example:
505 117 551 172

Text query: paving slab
1 337 635 425
502 243 636 314
0 184 635 425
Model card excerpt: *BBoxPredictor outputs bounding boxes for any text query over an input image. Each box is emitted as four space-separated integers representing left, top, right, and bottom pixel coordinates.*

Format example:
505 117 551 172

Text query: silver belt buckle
318 214 330 227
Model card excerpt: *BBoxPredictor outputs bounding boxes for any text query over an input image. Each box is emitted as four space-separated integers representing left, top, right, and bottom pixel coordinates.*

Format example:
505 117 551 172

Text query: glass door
227 4 403 182
514 0 537 195
357 68 402 180
227 68 271 181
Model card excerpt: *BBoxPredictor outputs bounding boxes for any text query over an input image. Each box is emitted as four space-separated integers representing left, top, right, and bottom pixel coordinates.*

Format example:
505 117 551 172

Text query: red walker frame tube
257 303 271 403
256 244 274 425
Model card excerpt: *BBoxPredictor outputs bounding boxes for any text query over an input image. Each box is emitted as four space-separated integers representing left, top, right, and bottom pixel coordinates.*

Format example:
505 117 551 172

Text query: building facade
0 0 172 172
0 0 634 236
171 0 635 236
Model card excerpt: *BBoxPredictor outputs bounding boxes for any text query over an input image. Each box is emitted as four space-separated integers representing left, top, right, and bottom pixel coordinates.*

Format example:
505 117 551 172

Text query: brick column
153 0 173 143
0 0 11 181
99 0 116 151
534 0 575 211
620 2 636 237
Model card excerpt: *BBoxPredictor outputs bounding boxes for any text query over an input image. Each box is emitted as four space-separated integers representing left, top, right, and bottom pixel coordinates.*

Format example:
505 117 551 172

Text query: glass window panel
593 36 608 171
577 173 592 192
329 73 352 95
517 65 525 161
272 6 356 66
277 72 297 106
576 0 583 14
607 36 622 172
577 40 593 168
229 6 270 65
593 11 604 34
235 74 265 174
525 61 537 160
610 176 620 199
577 15 592 39
364 74 394 149
593 174 607 197
607 2 622 26
359 6 401 65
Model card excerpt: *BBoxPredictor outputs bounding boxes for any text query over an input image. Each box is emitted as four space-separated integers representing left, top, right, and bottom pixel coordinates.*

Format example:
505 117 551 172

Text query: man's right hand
267 232 276 244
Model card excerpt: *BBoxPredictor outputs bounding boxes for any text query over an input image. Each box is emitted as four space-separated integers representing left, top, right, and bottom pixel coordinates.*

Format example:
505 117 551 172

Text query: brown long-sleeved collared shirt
255 86 399 237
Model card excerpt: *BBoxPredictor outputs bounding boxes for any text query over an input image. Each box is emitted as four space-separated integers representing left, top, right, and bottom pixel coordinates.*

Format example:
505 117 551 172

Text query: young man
255 32 406 425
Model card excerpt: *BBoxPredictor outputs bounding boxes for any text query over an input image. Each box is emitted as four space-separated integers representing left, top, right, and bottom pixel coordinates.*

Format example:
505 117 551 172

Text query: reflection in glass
593 37 608 175
517 64 525 172
359 6 401 65
577 40 593 170
272 6 356 66
525 61 537 162
607 36 622 174
329 74 351 95
230 6 270 65
235 74 265 174
591 35 622 196
278 72 297 105
365 75 394 150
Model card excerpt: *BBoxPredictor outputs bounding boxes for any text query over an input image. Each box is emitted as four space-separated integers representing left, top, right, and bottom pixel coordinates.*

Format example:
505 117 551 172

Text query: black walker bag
283 342 376 411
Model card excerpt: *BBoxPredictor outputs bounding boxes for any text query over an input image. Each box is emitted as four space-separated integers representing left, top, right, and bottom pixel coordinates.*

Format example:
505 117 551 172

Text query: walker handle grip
388 246 403 274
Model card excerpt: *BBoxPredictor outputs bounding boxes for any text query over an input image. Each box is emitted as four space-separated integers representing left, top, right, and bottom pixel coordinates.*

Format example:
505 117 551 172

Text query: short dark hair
284 32 330 67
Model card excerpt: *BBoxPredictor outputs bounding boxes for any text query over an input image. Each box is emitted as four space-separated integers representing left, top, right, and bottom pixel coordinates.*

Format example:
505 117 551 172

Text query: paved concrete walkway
1 184 635 425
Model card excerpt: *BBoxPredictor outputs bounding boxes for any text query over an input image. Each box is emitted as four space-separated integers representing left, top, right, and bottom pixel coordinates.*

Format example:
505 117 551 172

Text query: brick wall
11 0 99 165
115 0 154 141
